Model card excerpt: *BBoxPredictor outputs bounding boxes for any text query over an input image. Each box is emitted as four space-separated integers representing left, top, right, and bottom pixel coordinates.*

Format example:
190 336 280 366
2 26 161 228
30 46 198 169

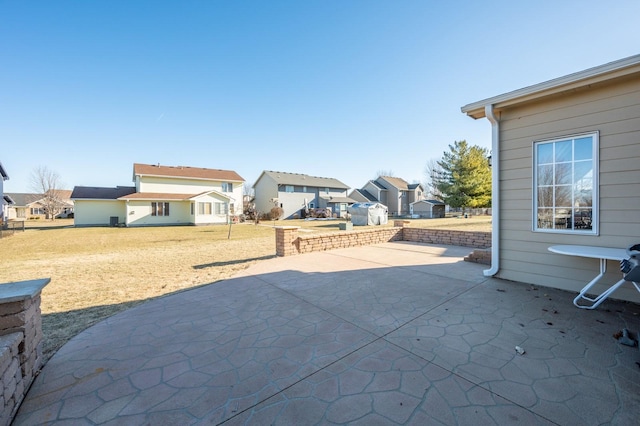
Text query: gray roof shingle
258 171 349 189
4 193 41 206
71 186 136 200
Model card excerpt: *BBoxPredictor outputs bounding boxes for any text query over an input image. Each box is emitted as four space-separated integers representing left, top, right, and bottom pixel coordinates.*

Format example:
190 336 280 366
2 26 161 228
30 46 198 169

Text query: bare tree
374 169 395 179
243 183 254 197
424 158 444 200
30 166 65 220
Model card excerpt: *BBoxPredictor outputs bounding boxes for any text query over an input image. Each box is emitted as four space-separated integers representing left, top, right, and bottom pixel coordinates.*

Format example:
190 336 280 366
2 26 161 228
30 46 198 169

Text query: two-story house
71 163 244 227
253 171 354 219
349 176 426 216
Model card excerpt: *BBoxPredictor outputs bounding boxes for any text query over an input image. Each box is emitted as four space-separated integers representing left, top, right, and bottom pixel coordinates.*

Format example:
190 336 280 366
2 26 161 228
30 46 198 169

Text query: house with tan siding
5 191 74 220
461 54 640 304
253 171 354 219
350 176 426 216
71 163 244 227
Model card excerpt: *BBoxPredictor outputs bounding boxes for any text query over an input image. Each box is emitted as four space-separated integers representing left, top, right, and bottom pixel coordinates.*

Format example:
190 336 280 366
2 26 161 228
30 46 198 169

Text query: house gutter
484 104 500 277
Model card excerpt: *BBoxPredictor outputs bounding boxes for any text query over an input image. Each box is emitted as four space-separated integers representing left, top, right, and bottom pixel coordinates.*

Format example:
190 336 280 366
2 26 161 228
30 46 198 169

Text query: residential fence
0 221 25 238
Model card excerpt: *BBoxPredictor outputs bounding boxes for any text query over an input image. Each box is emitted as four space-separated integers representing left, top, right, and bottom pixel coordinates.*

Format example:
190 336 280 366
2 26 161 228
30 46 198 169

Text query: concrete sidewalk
13 242 640 425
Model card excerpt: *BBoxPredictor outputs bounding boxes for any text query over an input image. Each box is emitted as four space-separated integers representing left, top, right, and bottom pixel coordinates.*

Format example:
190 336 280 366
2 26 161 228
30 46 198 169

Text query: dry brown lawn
0 215 491 361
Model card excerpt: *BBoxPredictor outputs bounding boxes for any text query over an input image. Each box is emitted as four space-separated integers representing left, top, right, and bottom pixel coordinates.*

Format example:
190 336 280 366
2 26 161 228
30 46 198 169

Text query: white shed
348 202 388 226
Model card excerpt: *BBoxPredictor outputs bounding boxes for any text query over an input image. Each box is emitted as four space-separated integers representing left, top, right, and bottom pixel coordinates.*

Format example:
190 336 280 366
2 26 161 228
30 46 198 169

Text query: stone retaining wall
464 247 492 265
275 223 491 257
402 228 491 249
0 279 49 426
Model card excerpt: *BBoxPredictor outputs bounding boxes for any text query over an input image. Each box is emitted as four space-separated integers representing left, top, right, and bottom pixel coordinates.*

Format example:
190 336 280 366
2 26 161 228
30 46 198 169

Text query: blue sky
2 1 639 193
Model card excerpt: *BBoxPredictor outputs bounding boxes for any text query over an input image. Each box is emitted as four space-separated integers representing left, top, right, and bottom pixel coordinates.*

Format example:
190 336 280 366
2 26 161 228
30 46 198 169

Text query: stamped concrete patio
13 242 640 425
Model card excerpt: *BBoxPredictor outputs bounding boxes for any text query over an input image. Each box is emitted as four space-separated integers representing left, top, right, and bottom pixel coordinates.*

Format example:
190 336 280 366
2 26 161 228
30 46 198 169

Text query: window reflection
534 133 597 233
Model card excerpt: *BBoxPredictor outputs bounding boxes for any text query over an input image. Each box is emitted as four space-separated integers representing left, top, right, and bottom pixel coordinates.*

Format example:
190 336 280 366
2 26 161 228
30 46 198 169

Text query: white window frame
151 202 170 217
198 202 212 215
222 182 233 192
285 185 294 193
215 202 228 215
532 131 599 235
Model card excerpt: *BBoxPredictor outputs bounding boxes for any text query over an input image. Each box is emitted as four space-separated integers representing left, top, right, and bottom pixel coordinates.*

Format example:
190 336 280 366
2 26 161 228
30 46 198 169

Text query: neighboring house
410 199 445 218
71 163 244 227
253 171 355 219
350 176 426 216
5 191 74 220
5 193 40 220
0 161 11 224
348 188 377 204
461 54 640 304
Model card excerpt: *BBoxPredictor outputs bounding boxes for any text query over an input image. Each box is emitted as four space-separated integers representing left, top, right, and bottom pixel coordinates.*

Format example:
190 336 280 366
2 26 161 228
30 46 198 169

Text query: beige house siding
136 176 243 215
253 175 278 217
495 76 640 302
125 200 191 227
73 200 127 226
192 193 233 225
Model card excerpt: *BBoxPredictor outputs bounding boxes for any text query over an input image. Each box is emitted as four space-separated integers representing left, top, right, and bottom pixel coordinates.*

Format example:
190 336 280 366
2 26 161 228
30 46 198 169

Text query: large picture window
533 132 598 234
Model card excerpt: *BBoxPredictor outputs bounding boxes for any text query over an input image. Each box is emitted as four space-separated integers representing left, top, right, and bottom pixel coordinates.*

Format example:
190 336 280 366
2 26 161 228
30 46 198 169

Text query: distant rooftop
133 163 244 182
257 171 350 189
71 186 136 200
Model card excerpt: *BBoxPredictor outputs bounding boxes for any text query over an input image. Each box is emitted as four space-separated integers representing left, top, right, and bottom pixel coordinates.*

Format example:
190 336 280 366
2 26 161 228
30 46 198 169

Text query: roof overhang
3 195 15 205
410 200 444 206
461 54 640 119
187 189 232 201
117 190 232 202
135 173 244 183
118 193 195 201
320 196 356 204
0 162 8 180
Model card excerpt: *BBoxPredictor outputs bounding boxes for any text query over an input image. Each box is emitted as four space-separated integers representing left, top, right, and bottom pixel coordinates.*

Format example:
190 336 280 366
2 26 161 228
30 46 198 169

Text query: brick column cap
0 279 51 303
274 226 300 230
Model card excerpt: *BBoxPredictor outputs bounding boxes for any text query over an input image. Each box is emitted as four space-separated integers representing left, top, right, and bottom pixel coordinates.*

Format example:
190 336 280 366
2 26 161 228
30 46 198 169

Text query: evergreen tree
433 140 491 210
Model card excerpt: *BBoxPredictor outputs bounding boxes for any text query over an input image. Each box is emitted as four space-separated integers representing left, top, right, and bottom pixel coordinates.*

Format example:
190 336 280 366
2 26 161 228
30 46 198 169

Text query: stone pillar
0 278 50 423
275 226 300 257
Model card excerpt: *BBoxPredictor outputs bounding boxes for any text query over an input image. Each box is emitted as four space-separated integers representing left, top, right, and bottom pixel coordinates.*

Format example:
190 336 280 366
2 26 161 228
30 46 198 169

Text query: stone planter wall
275 223 491 257
401 228 491 249
0 279 50 426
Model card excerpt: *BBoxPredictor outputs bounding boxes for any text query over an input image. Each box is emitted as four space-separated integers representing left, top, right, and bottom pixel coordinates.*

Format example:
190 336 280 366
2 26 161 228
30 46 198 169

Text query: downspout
484 104 500 276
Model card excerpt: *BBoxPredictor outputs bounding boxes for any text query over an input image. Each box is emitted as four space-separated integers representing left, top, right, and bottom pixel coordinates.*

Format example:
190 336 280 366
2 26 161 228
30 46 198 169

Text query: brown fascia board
118 193 195 201
461 54 640 119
